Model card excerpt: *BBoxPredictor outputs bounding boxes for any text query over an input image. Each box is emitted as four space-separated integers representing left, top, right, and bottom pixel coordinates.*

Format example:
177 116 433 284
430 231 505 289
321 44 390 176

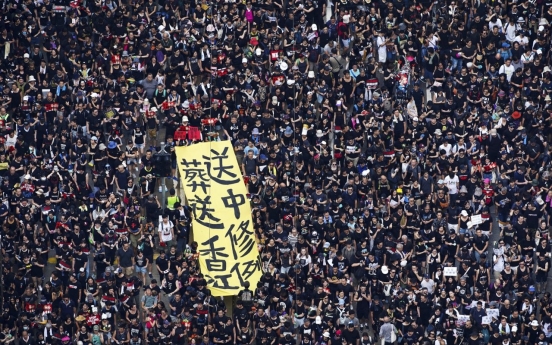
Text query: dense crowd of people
3 0 552 345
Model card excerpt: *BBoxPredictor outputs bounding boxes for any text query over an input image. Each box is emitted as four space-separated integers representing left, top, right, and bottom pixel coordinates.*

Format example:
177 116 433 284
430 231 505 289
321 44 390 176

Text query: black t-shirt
494 193 511 213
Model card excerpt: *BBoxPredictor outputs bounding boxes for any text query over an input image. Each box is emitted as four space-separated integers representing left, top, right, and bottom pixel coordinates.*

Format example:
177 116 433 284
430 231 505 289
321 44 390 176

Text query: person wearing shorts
116 242 135 277
134 251 149 284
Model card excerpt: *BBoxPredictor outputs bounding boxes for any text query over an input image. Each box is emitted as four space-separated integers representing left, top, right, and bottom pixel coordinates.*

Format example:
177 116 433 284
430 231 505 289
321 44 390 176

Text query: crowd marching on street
5 0 552 345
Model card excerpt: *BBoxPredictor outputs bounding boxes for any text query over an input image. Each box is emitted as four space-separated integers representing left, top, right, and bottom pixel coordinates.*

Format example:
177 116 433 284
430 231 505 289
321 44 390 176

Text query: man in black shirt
155 251 170 283
342 322 361 345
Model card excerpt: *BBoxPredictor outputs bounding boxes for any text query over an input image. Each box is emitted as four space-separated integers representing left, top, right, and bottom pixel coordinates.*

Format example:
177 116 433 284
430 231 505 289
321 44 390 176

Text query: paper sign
471 214 483 225
176 142 263 296
486 308 499 319
482 316 491 324
469 300 485 309
458 315 470 323
444 267 458 276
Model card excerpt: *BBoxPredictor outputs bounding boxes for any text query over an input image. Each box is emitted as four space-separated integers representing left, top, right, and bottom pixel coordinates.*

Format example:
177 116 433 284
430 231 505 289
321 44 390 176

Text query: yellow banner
175 142 262 296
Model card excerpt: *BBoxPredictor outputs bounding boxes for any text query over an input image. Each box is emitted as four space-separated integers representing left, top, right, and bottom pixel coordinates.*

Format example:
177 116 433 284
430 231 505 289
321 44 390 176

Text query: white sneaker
158 186 162 193
38 285 42 292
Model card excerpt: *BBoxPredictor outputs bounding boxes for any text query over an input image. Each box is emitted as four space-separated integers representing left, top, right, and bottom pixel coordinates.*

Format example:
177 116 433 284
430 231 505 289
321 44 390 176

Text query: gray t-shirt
379 322 396 343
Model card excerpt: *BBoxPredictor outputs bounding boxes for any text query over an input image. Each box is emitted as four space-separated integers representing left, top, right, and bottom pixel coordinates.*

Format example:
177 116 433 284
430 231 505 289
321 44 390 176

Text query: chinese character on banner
199 236 229 271
204 273 240 291
187 195 224 229
180 159 210 183
239 258 262 281
204 260 262 291
187 180 210 194
225 221 255 260
221 189 246 219
202 147 241 185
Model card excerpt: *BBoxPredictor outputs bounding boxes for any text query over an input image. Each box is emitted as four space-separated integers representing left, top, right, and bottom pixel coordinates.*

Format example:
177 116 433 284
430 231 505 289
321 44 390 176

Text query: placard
176 142 263 296
486 308 499 319
481 316 491 324
457 315 470 323
444 267 458 276
471 214 483 225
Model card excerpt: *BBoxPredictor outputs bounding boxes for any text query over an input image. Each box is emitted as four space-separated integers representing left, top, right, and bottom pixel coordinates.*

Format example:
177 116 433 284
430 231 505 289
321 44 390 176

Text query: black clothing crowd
3 0 552 345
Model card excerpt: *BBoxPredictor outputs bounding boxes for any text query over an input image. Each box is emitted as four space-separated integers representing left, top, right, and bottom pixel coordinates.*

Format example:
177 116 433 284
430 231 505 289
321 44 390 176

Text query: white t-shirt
503 22 519 42
377 36 387 63
159 220 174 242
439 143 452 156
488 19 503 31
499 64 515 81
421 279 436 294
5 134 17 148
514 35 529 47
444 175 459 194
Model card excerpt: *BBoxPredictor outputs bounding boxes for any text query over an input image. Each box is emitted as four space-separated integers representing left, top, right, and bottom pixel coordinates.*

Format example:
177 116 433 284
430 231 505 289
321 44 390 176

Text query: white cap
158 25 165 32
461 210 468 216
182 116 189 122
183 101 190 108
280 62 289 71
308 71 315 78
24 174 31 180
255 48 262 56
311 24 318 31
242 57 248 63
150 107 157 111
23 53 30 58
